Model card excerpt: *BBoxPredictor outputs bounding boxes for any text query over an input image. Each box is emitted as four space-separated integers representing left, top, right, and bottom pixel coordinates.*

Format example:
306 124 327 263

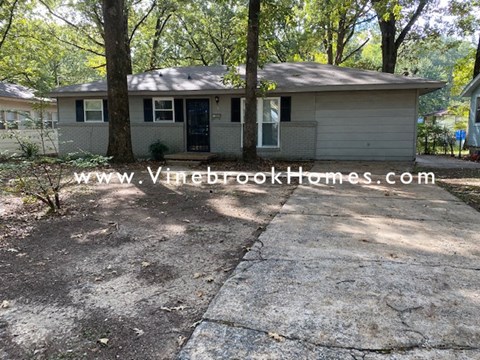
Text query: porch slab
164 152 218 164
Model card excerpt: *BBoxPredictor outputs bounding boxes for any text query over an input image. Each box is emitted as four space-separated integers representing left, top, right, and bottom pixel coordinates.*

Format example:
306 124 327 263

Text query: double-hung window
241 97 280 148
153 98 174 122
84 99 104 122
43 112 58 129
5 111 18 129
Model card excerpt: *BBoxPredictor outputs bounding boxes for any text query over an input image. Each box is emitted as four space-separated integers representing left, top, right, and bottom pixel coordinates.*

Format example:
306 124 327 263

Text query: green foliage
396 37 474 115
21 140 39 159
417 122 454 155
64 152 112 168
7 158 66 212
149 141 169 161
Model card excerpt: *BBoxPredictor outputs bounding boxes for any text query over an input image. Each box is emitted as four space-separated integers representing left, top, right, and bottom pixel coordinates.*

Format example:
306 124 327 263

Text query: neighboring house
0 82 58 154
461 73 480 152
422 109 467 130
50 62 444 161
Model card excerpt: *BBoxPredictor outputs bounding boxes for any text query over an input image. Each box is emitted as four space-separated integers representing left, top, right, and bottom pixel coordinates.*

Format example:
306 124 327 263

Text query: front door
186 99 210 152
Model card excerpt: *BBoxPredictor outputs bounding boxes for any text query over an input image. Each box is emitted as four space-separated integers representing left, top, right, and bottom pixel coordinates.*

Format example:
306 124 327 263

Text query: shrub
7 158 66 212
64 152 112 168
149 141 169 161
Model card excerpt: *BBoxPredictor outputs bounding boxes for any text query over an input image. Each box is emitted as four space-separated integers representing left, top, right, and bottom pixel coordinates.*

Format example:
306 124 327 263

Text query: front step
164 152 218 166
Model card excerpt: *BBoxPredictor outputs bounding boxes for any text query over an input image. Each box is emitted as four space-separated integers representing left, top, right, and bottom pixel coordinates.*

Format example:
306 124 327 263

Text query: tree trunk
243 0 260 162
103 0 135 163
474 34 480 80
378 18 397 73
374 0 427 74
150 17 163 70
123 4 133 75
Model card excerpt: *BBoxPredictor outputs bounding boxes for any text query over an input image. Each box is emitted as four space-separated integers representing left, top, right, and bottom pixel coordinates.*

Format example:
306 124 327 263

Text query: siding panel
315 90 417 160
468 87 480 148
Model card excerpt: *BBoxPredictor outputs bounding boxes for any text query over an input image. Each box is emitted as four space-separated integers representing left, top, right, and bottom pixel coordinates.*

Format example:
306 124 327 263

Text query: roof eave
50 82 446 98
461 74 480 97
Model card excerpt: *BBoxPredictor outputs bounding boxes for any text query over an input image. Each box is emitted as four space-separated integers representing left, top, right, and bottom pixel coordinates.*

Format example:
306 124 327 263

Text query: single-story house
50 62 444 161
0 82 58 154
461 73 480 152
422 109 467 130
0 82 58 129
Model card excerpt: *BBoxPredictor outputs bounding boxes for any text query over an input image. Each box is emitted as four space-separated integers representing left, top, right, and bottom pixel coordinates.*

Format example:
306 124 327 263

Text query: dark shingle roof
0 82 38 100
50 62 445 97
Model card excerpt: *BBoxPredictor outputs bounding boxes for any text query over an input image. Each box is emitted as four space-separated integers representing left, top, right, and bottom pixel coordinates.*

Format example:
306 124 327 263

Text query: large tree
39 0 157 74
243 0 260 162
103 0 134 163
303 0 374 65
373 0 431 73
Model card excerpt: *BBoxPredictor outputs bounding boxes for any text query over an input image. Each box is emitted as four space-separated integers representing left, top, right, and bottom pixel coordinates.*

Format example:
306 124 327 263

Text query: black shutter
231 98 241 122
103 99 109 122
280 96 291 122
75 100 84 122
144 98 153 122
174 99 184 122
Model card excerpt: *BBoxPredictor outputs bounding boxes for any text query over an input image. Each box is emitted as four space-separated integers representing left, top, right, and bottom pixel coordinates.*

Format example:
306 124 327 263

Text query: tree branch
395 0 428 49
0 0 19 51
37 0 104 48
128 0 157 43
341 37 370 64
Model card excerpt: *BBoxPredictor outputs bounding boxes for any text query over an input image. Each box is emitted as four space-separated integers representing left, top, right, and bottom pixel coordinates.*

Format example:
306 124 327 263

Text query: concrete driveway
179 162 480 359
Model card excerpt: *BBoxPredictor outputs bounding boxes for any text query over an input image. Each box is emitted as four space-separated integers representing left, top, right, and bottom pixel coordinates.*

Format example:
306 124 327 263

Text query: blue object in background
455 130 466 141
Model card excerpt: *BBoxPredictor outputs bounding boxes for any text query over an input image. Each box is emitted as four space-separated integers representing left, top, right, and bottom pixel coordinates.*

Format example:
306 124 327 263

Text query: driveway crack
200 318 480 353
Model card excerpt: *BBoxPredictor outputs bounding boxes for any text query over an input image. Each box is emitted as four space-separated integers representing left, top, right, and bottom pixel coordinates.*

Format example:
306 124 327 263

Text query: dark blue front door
186 99 210 152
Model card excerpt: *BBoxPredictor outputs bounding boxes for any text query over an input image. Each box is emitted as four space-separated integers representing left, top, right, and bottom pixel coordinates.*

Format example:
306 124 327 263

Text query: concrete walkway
179 163 480 359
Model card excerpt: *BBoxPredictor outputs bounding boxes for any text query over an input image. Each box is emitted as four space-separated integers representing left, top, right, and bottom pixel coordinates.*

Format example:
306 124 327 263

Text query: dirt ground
0 162 300 359
414 166 480 213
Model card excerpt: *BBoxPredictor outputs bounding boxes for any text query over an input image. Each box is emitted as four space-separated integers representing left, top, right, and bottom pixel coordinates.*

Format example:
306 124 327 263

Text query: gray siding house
50 62 444 161
461 73 480 152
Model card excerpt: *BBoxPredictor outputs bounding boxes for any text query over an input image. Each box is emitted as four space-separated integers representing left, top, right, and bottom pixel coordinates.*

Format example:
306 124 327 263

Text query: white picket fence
0 129 58 156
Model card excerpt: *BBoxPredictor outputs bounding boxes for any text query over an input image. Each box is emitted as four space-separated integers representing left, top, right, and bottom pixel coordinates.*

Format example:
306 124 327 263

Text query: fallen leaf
142 261 151 268
190 320 202 328
205 276 214 283
193 272 204 279
160 305 186 312
177 335 186 346
133 328 144 337
268 332 285 342
1 300 10 309
98 338 109 346
195 291 204 298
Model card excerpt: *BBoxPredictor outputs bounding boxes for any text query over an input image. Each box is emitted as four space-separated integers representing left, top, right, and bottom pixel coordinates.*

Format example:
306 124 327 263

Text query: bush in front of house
149 141 169 161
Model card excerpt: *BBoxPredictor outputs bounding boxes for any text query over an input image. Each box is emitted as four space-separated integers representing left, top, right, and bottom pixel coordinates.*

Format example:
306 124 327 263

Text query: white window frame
475 97 480 125
153 97 175 123
4 110 20 129
240 97 281 148
84 99 104 123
